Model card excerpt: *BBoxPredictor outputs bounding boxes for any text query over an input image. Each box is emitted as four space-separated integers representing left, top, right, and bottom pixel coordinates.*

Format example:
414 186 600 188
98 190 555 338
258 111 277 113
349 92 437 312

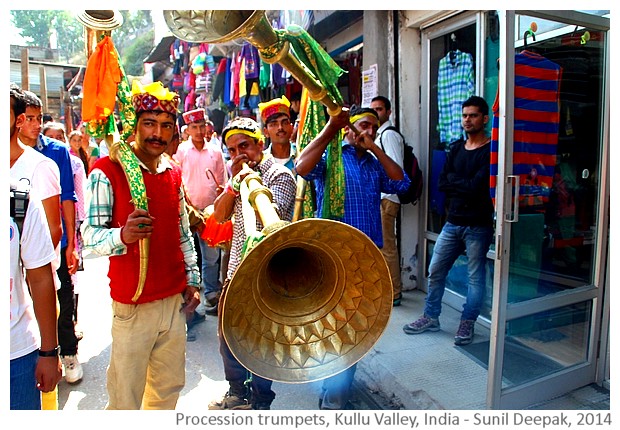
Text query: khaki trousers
381 199 401 297
106 294 186 410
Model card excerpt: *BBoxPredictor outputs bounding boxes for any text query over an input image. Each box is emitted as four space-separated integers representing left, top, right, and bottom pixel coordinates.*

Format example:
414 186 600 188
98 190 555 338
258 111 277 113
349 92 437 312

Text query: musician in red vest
81 81 201 410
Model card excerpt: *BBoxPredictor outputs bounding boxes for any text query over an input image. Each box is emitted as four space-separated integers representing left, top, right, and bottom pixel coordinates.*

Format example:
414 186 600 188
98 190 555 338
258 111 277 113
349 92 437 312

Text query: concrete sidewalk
354 289 610 410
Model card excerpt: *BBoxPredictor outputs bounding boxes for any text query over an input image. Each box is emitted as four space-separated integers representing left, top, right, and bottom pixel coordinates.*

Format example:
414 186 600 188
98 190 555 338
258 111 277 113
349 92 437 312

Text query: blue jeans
320 364 357 409
424 222 493 321
196 233 221 296
10 349 40 410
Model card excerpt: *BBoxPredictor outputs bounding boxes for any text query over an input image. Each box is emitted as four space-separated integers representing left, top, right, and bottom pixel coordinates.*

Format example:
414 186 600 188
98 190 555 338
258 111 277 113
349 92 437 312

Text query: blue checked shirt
81 155 200 289
437 50 475 145
301 142 410 248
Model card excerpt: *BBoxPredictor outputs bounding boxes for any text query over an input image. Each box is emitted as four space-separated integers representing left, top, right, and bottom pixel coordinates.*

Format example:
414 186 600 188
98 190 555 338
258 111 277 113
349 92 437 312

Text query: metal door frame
488 9 610 409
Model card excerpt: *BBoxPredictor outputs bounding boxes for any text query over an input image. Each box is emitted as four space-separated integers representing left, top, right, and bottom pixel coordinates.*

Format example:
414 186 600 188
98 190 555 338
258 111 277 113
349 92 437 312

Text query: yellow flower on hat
131 80 180 115
258 95 291 122
131 80 178 101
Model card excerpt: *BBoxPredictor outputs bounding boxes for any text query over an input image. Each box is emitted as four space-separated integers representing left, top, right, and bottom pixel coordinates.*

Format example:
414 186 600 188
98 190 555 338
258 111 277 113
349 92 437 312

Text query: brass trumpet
226 162 392 383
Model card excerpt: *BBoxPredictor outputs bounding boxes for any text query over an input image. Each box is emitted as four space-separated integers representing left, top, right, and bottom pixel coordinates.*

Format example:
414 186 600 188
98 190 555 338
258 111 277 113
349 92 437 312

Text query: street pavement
58 253 609 412
58 254 381 410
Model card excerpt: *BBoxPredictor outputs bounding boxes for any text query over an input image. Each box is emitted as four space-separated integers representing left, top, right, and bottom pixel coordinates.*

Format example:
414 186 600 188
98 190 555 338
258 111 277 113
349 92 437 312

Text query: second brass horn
163 10 341 116
76 10 123 59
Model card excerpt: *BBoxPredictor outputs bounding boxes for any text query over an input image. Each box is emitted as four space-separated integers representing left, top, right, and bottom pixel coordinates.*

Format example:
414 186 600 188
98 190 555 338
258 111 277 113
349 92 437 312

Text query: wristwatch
38 346 60 357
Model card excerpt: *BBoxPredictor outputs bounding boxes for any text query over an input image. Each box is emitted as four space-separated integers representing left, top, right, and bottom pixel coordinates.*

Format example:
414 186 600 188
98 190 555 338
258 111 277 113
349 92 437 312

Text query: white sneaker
62 354 83 384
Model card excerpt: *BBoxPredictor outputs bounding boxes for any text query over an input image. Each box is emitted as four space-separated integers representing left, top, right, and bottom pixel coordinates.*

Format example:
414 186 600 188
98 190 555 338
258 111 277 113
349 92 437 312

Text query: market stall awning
144 35 175 63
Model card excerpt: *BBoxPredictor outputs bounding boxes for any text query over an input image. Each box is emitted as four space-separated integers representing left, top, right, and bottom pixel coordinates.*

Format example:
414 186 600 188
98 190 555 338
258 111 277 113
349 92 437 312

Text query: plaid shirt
437 50 475 145
301 142 410 248
81 155 200 289
227 155 296 279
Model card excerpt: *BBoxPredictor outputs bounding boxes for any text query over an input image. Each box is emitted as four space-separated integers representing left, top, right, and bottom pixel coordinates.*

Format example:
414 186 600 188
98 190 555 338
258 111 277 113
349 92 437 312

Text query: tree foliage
122 29 155 76
10 10 154 70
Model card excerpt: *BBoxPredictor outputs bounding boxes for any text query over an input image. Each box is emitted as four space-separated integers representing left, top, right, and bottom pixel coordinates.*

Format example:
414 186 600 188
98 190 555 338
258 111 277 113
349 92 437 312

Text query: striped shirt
81 155 200 289
437 50 475 145
301 142 410 248
227 155 297 279
490 50 562 207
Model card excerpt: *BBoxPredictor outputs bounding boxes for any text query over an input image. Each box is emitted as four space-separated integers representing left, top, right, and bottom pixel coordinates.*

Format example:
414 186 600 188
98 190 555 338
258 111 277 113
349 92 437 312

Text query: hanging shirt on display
240 42 260 80
490 50 562 209
437 49 475 146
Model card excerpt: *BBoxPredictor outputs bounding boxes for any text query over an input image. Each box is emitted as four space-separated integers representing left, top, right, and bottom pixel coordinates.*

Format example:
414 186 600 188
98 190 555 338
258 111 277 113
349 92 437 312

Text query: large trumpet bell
222 218 393 383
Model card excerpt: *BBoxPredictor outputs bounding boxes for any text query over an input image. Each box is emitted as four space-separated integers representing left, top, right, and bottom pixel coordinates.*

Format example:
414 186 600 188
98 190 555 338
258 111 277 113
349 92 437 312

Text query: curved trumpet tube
163 10 341 116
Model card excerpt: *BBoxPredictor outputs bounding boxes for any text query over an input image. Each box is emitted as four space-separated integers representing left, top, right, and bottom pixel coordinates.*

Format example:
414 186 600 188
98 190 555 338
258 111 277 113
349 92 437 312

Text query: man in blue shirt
295 105 410 409
19 91 82 384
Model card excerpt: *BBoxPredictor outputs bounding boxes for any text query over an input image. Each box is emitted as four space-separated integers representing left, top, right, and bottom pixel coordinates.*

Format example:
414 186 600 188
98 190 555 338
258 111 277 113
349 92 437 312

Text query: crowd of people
10 79 493 410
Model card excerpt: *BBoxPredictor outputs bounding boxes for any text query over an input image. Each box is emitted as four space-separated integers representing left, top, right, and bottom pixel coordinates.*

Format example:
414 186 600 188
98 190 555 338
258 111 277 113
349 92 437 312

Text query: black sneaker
204 292 220 316
253 402 271 410
393 292 402 307
186 312 205 330
454 319 475 346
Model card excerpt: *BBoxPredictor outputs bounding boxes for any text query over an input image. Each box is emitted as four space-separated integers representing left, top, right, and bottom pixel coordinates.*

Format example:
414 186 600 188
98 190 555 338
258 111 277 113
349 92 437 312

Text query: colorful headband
258 95 290 122
350 111 379 125
222 117 263 143
182 108 206 124
131 80 180 115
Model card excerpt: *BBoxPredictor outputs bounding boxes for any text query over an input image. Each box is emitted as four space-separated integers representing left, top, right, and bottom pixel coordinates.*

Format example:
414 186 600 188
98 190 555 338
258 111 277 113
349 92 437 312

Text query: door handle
505 175 519 223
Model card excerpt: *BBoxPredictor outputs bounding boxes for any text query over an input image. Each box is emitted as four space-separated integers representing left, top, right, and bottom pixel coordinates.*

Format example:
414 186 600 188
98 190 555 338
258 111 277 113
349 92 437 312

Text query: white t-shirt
11 145 62 285
375 121 405 203
10 193 57 360
11 145 61 202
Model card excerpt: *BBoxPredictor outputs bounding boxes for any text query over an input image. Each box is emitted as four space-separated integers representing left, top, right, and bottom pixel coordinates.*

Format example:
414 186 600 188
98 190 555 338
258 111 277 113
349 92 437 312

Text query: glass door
487 10 609 409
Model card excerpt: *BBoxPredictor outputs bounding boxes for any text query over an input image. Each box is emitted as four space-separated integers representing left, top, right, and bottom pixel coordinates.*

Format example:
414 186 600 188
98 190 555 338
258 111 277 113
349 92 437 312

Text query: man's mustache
145 137 166 145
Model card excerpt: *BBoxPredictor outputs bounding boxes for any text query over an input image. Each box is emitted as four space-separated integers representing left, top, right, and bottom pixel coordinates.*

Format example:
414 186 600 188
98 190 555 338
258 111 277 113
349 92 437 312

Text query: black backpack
379 126 424 205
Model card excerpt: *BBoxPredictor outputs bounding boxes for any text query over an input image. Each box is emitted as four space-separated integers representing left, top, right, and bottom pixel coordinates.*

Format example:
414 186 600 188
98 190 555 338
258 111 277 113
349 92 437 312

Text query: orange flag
82 36 121 122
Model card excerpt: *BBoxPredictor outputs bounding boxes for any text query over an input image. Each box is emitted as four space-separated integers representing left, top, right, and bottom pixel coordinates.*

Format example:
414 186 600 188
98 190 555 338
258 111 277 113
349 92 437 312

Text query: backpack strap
379 125 404 151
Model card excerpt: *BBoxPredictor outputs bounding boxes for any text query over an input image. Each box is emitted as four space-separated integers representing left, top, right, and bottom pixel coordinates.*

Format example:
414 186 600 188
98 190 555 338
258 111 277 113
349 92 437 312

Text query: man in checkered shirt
211 116 296 410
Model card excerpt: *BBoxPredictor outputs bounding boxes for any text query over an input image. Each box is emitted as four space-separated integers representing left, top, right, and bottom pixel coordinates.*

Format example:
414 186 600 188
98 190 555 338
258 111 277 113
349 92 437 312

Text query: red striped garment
490 50 562 209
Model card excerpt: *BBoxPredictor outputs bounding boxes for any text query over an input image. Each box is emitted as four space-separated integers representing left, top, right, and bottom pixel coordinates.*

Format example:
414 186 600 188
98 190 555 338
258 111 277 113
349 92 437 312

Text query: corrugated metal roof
10 60 80 97
144 35 175 64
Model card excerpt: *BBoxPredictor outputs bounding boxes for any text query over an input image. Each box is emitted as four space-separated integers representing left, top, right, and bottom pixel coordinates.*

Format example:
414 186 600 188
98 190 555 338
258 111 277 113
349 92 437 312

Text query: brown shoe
208 391 251 410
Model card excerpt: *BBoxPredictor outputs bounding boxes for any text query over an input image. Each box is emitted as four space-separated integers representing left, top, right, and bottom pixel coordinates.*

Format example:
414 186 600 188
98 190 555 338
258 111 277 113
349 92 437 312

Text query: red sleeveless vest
96 157 188 304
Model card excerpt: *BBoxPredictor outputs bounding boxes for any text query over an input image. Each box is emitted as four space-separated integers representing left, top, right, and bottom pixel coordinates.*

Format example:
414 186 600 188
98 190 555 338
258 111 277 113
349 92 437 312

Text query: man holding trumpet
211 117 296 410
295 105 411 409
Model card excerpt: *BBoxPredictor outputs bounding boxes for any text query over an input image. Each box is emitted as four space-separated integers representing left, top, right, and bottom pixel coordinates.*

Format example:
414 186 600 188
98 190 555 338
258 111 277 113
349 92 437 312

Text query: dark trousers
57 246 78 356
218 328 275 406
217 280 274 406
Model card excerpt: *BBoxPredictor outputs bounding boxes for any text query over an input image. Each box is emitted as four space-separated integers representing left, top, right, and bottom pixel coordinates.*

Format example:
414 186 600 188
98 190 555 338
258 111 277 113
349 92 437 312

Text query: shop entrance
421 10 609 408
